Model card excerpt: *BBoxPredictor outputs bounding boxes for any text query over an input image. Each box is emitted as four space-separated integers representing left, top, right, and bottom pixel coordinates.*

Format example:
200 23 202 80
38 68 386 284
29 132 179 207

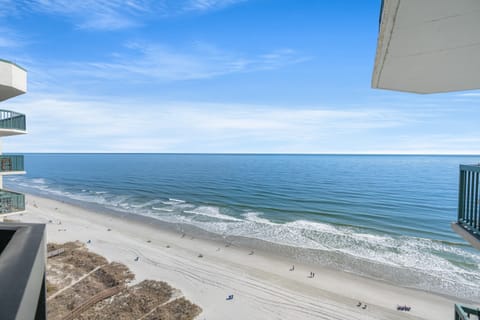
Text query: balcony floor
0 129 27 137
452 222 480 251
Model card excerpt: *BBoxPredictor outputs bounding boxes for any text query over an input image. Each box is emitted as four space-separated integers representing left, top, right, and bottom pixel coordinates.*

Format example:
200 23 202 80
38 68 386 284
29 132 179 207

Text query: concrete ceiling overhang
372 0 480 94
0 60 27 102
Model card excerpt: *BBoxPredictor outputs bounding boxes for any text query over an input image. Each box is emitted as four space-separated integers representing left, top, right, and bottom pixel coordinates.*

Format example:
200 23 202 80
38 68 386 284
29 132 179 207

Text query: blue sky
1 0 480 153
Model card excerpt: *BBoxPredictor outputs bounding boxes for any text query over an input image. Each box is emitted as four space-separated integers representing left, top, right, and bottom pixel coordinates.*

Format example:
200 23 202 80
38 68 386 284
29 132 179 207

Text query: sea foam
6 174 480 300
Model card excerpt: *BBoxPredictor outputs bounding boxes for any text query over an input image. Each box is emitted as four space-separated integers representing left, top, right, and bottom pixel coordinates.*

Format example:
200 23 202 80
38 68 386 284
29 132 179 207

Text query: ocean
6 154 480 301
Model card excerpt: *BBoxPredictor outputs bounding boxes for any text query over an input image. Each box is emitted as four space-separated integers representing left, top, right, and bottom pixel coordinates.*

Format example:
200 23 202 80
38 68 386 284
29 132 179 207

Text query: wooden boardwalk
47 248 65 258
61 285 124 320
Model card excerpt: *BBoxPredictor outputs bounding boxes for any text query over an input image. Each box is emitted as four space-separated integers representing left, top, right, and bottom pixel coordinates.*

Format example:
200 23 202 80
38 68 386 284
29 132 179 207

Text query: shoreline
17 188 477 302
8 193 473 319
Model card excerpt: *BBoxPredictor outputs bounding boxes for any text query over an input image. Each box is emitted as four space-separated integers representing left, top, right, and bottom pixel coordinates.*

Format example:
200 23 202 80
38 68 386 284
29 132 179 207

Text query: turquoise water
7 154 480 300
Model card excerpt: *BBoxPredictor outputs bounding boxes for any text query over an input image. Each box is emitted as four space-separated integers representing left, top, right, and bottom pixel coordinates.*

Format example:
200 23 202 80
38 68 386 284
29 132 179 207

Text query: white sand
9 194 464 320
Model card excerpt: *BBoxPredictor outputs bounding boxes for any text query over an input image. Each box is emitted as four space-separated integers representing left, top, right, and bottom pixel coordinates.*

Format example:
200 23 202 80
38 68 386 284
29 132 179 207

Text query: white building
0 59 46 320
0 59 27 214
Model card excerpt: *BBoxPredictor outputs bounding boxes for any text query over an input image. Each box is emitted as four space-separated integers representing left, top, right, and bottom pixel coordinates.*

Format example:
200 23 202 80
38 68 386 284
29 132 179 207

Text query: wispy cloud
4 94 413 153
0 36 19 48
374 134 480 155
8 0 246 30
5 90 479 154
183 0 246 12
0 27 25 48
457 92 480 97
0 0 18 17
28 0 145 30
65 42 308 81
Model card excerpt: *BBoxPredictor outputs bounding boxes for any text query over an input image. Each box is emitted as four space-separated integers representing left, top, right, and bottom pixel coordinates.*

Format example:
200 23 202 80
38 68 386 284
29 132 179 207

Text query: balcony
455 304 479 320
0 190 25 215
453 165 480 250
0 223 46 319
0 109 26 136
0 59 27 102
372 0 480 94
0 155 24 174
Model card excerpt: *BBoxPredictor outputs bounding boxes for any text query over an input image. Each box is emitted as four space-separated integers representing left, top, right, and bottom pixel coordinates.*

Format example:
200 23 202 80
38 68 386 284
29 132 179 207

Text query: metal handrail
455 304 480 320
0 109 26 131
458 165 480 239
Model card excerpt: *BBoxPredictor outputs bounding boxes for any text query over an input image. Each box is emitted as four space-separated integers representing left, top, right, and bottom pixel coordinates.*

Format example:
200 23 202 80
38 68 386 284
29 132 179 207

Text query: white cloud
65 42 308 81
4 92 480 154
373 135 480 155
3 94 414 153
183 0 246 12
457 92 480 97
24 0 145 30
0 0 17 17
0 37 18 48
0 27 24 48
8 0 246 30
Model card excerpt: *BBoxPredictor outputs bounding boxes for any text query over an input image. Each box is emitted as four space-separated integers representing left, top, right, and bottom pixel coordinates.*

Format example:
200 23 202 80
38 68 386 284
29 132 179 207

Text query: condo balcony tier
0 110 26 136
0 59 27 102
455 304 480 320
372 0 480 93
0 155 24 174
0 190 25 215
454 164 480 250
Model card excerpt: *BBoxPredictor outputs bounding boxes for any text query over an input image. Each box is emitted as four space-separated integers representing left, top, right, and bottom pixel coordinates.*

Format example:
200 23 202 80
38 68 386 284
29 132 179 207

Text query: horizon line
10 152 480 156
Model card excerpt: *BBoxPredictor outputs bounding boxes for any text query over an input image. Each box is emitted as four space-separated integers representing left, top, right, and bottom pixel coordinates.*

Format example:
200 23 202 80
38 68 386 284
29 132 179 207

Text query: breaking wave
6 175 480 300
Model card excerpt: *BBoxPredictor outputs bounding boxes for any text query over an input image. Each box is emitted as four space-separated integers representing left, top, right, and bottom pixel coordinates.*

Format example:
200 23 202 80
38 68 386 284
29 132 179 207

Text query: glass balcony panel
457 165 480 241
0 110 26 131
0 155 24 172
0 190 25 214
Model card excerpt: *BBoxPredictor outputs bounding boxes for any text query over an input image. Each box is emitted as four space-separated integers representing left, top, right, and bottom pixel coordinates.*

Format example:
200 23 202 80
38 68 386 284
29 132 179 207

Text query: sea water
7 154 480 300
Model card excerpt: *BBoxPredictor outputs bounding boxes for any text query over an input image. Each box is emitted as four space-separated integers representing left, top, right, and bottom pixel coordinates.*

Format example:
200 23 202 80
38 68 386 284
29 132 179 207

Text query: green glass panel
0 190 25 214
0 110 26 131
0 155 24 172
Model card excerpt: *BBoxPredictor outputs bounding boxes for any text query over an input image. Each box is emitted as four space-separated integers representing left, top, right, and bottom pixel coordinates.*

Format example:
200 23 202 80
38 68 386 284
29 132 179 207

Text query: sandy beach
7 194 466 320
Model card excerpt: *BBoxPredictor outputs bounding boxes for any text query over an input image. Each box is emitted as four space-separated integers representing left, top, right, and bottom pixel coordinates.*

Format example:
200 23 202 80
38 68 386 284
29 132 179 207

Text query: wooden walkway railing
136 291 183 320
47 248 65 258
48 264 107 302
61 285 124 320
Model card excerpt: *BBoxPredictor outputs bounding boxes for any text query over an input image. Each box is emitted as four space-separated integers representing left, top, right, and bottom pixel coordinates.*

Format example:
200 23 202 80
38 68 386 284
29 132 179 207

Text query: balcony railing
0 155 24 173
0 109 26 131
455 304 479 320
0 190 25 214
455 165 480 249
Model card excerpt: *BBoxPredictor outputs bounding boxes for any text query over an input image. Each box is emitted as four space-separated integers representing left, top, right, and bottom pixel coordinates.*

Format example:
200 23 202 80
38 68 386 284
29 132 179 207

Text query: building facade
0 59 46 319
0 58 27 215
